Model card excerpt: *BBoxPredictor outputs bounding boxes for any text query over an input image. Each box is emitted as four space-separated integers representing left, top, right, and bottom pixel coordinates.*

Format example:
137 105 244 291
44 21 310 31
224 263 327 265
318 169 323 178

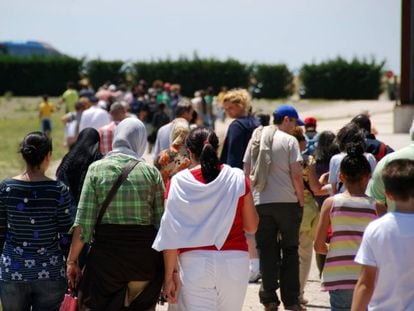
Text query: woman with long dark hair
153 127 259 311
0 132 73 310
56 127 102 205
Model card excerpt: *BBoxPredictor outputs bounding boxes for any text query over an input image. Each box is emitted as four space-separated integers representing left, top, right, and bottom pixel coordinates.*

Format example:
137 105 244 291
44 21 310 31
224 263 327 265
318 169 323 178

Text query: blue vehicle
0 41 62 57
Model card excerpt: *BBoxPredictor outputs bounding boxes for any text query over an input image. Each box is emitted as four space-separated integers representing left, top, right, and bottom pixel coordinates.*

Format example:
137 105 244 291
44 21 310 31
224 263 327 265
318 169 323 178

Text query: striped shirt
72 154 165 243
99 121 117 155
0 179 73 281
321 193 377 291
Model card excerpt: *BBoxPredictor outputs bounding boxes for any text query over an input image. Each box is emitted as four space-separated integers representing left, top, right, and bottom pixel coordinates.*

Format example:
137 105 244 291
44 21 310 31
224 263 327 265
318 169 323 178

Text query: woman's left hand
163 272 180 304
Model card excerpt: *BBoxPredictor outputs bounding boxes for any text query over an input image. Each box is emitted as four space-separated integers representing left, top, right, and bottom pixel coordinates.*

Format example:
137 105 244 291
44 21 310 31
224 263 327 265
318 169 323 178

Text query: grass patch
0 97 67 180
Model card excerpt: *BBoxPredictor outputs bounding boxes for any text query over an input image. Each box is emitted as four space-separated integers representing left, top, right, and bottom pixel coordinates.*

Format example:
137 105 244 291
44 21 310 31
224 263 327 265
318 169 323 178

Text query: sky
0 0 402 74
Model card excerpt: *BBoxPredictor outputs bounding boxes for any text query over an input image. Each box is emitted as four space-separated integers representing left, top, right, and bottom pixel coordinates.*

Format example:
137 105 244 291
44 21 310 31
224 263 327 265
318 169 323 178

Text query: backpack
304 132 319 156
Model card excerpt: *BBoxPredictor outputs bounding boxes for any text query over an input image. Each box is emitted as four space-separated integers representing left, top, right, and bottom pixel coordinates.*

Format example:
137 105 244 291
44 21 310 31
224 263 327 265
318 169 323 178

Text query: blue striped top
0 178 74 281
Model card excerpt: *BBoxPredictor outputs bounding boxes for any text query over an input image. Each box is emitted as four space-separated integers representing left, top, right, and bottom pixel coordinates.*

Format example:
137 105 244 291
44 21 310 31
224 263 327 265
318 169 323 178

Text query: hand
163 272 180 304
319 172 329 185
66 262 82 291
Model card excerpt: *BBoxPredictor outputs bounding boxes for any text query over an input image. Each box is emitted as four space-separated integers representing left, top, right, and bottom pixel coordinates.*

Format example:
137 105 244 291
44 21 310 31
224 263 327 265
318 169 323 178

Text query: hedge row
300 57 385 99
0 55 384 99
0 55 81 96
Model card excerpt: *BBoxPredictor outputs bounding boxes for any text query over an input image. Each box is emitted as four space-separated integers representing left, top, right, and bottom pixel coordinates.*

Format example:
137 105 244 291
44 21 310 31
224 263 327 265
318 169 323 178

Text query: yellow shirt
39 101 54 118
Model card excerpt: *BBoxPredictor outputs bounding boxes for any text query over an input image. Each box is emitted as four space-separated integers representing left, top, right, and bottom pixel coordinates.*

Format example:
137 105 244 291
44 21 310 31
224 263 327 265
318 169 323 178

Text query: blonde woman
220 89 260 169
155 119 191 185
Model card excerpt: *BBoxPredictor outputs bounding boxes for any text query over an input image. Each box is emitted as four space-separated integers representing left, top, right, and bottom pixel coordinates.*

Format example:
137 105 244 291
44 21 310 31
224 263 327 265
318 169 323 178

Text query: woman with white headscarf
66 118 165 311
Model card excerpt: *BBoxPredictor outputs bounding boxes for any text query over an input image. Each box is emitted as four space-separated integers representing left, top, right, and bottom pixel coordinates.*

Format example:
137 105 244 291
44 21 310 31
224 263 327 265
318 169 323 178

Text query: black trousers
255 202 303 307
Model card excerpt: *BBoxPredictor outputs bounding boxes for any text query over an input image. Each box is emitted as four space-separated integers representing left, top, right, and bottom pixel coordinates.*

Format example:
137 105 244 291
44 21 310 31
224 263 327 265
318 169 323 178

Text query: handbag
59 292 78 311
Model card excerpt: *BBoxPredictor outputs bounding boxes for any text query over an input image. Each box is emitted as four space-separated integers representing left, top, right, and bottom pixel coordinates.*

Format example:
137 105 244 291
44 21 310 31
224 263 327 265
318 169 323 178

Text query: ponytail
186 127 220 183
340 142 371 183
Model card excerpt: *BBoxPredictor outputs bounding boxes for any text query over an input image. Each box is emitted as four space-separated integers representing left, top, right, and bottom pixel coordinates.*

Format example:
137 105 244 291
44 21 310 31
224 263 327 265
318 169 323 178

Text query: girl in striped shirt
314 143 381 311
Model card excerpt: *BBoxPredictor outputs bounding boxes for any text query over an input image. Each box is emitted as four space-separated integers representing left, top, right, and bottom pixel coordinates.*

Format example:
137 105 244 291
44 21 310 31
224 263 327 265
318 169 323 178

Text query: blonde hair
170 118 190 146
222 89 251 113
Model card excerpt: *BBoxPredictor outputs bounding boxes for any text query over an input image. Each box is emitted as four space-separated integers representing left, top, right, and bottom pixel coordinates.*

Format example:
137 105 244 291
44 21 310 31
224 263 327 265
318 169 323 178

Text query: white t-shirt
78 105 111 132
244 130 302 205
355 212 414 310
328 152 377 192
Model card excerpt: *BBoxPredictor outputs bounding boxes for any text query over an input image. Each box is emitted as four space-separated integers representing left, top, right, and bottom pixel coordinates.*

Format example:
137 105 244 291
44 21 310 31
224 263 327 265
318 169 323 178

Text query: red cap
304 116 317 127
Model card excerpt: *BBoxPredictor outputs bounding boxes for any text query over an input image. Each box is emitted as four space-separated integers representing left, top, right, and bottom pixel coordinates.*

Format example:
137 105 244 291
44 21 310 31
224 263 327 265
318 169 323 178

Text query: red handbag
59 292 78 311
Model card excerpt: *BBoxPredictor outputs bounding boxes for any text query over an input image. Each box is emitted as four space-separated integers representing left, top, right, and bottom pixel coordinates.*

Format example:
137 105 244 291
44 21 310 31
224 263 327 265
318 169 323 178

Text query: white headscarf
106 118 147 160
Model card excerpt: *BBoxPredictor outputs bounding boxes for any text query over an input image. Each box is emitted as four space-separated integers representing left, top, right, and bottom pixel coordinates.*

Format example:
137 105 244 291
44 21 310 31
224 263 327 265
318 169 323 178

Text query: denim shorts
329 289 354 311
0 278 66 311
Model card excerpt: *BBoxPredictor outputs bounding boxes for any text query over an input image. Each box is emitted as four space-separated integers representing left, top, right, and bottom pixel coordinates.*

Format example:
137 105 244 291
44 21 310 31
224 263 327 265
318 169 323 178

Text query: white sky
0 0 401 73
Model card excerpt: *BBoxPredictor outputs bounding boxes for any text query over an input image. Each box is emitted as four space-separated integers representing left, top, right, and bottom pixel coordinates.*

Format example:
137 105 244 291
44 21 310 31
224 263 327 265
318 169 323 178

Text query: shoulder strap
95 159 140 228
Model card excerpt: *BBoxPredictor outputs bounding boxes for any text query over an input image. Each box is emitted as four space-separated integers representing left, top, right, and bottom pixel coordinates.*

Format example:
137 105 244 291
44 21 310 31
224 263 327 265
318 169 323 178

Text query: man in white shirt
78 96 111 132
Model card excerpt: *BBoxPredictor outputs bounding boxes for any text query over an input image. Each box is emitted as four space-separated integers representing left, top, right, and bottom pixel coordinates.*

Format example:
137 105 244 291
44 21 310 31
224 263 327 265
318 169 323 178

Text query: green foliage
300 57 384 99
87 60 124 89
253 64 293 99
0 55 81 96
135 58 249 96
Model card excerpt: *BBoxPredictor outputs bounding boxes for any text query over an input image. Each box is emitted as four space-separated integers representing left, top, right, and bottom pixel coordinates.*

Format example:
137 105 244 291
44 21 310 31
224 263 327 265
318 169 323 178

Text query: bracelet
66 260 77 266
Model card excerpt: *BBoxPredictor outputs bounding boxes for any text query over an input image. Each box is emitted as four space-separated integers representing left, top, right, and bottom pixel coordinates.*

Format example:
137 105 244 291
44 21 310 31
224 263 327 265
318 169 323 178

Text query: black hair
56 128 102 204
351 114 371 134
382 159 414 201
185 127 220 183
19 132 52 168
340 142 371 183
314 131 339 163
335 122 366 152
256 113 270 126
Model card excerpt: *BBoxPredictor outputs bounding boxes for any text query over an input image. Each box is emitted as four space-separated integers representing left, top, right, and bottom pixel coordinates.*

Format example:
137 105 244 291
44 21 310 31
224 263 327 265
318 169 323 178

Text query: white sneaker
249 269 261 283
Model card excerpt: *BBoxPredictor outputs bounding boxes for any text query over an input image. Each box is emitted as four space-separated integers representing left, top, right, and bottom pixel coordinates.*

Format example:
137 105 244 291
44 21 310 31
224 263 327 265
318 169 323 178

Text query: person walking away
58 81 79 113
153 127 258 311
155 119 191 185
78 95 111 132
98 101 127 155
352 159 414 310
39 94 55 138
244 104 306 311
66 118 165 310
0 132 73 310
314 143 380 311
220 89 260 282
303 117 319 156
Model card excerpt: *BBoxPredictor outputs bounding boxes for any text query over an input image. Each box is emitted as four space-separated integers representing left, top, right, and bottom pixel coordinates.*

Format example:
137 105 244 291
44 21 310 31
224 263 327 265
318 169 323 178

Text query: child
314 143 380 311
38 94 55 137
351 159 414 310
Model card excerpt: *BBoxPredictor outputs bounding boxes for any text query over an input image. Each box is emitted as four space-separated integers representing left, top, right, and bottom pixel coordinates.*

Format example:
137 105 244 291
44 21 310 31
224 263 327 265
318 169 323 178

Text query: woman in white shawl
67 118 165 311
153 127 258 311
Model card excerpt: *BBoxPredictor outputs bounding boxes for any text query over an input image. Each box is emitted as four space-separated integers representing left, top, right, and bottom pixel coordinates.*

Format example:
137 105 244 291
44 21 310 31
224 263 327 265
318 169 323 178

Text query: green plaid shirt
72 154 165 243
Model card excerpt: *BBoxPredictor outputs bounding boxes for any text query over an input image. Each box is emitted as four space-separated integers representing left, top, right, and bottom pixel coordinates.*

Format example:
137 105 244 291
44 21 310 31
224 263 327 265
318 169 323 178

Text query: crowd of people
0 82 413 311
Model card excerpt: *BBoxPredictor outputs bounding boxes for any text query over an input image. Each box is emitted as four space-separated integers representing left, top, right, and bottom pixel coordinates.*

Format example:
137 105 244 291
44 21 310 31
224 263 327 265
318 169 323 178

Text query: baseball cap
273 105 304 126
304 116 317 127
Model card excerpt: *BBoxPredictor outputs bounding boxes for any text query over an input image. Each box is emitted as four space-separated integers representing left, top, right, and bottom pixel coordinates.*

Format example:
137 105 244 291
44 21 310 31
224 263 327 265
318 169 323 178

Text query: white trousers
173 250 249 311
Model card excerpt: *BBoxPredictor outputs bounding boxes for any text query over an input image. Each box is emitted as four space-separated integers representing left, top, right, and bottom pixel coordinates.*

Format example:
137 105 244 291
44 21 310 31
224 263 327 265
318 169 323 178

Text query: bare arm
351 265 377 311
308 163 329 196
290 161 304 207
163 249 179 304
66 226 85 290
242 191 259 234
314 197 333 255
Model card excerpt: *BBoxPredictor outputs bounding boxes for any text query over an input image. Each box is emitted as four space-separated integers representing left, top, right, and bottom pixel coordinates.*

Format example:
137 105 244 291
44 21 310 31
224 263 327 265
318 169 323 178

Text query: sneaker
284 304 307 311
249 269 261 283
263 302 279 311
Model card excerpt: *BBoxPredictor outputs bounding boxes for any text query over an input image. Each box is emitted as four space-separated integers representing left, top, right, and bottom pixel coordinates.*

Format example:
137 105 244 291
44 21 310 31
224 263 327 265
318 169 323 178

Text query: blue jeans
0 279 66 311
329 289 354 311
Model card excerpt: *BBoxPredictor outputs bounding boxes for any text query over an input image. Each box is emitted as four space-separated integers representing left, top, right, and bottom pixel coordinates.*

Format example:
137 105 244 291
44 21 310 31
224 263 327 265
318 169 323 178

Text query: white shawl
152 164 246 251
